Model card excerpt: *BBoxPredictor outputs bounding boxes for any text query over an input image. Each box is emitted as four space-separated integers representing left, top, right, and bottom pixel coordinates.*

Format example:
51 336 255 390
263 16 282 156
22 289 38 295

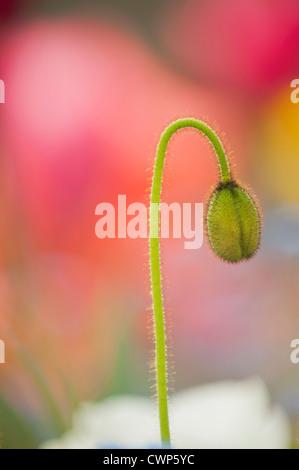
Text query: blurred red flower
160 0 299 96
0 0 24 22
0 17 249 268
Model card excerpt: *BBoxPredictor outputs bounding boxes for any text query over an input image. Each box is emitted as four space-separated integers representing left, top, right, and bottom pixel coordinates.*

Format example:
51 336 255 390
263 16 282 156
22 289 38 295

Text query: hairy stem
149 118 230 447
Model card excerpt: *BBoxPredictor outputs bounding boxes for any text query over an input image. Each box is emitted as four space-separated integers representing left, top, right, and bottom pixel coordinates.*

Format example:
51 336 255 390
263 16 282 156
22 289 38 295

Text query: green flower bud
206 180 261 263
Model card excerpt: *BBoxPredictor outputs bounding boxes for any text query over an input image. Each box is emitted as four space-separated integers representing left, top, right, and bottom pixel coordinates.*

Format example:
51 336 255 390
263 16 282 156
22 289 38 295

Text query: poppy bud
206 180 261 262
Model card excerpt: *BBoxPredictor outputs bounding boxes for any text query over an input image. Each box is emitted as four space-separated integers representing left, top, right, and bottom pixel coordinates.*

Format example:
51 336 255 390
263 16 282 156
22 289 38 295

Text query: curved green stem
149 118 230 447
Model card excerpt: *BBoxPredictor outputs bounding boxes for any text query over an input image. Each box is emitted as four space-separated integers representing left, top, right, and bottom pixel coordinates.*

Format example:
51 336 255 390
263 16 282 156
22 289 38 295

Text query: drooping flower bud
206 180 261 262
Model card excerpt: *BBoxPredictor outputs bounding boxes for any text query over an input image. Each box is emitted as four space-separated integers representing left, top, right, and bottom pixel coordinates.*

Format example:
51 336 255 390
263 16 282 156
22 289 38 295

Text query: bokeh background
0 0 299 448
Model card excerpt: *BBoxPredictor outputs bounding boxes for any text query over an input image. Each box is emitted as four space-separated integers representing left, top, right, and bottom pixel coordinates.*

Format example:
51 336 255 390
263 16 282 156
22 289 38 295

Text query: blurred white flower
41 378 291 449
